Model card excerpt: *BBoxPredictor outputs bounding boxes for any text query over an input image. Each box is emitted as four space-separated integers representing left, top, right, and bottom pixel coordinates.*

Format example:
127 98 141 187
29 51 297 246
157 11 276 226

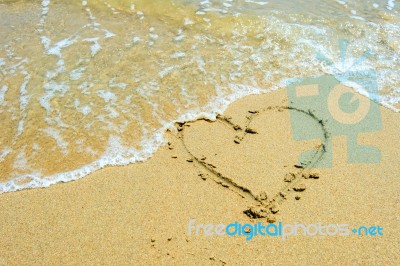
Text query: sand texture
0 89 399 265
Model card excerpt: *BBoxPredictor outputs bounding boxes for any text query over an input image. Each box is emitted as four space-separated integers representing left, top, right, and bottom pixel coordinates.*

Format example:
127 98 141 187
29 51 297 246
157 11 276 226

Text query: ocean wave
0 0 398 193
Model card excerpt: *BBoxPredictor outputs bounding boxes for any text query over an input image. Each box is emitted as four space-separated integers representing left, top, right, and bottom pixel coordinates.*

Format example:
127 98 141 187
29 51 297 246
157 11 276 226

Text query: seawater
0 0 399 193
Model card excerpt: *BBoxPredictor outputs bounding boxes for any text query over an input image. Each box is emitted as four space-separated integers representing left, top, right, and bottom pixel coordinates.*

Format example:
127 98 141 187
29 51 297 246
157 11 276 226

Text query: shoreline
0 88 399 265
1 82 396 195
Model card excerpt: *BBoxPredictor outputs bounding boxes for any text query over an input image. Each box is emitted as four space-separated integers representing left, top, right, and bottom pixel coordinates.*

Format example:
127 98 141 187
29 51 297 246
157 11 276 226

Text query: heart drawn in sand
176 104 329 223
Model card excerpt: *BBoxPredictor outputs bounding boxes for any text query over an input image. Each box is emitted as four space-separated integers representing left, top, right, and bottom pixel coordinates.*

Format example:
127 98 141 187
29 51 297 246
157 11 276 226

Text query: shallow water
0 0 399 193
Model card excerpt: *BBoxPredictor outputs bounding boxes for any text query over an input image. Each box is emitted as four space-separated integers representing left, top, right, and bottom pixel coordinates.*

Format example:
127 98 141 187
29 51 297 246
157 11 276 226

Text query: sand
0 88 399 265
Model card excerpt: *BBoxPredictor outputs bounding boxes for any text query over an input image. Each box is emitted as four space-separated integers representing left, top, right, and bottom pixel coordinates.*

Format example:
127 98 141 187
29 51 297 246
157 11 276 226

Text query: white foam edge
335 74 399 112
0 85 8 105
285 72 399 113
0 83 279 194
244 0 269 6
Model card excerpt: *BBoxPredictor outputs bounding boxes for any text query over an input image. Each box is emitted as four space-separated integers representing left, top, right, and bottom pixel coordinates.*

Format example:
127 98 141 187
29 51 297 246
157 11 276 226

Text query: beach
0 89 399 265
0 0 399 264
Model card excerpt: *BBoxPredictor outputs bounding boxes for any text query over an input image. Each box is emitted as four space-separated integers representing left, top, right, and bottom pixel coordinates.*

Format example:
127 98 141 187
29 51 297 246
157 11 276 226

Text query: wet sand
0 89 399 265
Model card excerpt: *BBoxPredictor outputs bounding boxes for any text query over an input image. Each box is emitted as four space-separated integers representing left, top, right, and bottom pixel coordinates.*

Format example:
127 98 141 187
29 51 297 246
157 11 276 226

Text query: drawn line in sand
173 105 330 223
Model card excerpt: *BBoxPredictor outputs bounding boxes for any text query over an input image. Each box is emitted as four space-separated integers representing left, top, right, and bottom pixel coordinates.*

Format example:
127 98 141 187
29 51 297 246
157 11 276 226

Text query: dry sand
0 89 399 265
